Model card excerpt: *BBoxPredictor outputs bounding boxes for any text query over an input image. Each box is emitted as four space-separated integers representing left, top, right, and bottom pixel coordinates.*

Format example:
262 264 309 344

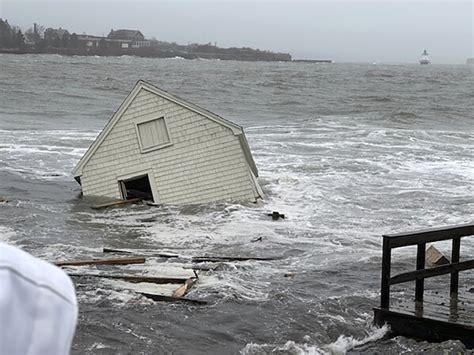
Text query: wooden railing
380 223 474 309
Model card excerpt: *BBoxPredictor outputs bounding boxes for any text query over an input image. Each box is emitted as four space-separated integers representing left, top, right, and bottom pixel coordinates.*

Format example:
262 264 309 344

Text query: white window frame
135 116 173 153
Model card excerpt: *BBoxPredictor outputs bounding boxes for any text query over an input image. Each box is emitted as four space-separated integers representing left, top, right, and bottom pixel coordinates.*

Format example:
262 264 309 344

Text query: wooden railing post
380 237 391 309
450 237 461 295
415 242 426 303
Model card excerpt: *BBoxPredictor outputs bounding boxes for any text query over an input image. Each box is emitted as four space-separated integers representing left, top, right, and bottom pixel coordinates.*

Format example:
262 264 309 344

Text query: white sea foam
0 226 16 243
87 343 110 351
324 325 389 354
197 273 270 301
241 341 324 355
0 129 96 180
240 325 389 355
77 287 139 306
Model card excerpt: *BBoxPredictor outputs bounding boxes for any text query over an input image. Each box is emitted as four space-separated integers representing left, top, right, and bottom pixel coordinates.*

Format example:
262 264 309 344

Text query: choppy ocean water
0 54 473 354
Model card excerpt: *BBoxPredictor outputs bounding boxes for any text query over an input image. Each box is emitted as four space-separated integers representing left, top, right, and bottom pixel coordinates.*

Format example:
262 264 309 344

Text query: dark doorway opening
119 174 153 201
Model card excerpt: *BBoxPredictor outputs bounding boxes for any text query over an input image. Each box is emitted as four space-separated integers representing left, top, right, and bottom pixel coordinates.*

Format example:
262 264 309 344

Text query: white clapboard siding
79 85 261 204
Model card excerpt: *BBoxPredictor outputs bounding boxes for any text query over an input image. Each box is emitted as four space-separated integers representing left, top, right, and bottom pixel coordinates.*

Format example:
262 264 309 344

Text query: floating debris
102 247 179 259
172 275 198 298
426 245 450 267
91 198 143 210
68 273 189 285
55 256 145 267
140 293 207 305
192 255 281 262
267 211 285 220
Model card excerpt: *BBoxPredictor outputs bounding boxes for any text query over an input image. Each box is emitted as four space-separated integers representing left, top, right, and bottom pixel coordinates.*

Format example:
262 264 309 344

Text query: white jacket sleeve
0 243 78 355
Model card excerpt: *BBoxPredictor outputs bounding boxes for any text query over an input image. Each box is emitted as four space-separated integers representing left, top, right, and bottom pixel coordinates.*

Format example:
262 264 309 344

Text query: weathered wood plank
102 247 179 258
91 198 142 210
68 273 188 284
387 287 474 330
172 277 198 298
56 256 145 267
390 301 473 325
426 245 449 267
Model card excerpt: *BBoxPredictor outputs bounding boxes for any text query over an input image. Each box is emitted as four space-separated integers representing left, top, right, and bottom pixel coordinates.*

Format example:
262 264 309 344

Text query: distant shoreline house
107 29 150 49
77 29 151 51
72 80 263 205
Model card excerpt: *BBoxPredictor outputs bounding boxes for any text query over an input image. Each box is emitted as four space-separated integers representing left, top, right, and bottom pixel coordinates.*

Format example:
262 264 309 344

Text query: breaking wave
240 325 389 355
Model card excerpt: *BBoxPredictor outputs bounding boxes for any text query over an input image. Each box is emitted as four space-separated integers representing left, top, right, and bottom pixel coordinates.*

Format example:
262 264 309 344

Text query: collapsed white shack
72 80 263 204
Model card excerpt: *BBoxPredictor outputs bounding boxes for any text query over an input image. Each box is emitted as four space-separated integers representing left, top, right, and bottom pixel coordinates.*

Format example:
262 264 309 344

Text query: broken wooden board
426 245 450 267
172 277 198 298
140 292 207 305
84 276 206 304
68 273 188 284
56 256 145 267
102 247 179 259
91 198 142 210
192 256 282 263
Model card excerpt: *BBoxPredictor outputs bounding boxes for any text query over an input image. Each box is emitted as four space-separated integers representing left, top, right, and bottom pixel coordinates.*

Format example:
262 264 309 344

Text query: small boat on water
419 49 430 65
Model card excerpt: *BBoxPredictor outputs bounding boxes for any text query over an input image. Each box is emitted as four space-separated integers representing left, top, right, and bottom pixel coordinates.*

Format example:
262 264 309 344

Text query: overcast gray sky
1 0 472 63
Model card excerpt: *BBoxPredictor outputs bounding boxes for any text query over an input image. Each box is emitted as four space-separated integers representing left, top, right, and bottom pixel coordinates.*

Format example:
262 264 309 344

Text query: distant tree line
0 18 81 51
0 18 292 61
0 18 25 48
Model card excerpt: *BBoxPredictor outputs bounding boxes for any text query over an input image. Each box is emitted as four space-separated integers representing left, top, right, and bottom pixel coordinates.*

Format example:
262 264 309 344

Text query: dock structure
373 223 474 348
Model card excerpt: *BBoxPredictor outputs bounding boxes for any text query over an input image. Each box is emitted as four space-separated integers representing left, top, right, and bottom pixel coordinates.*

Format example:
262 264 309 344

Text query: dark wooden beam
140 293 207 305
383 223 474 248
390 260 474 285
380 237 391 309
415 243 426 303
450 237 461 295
